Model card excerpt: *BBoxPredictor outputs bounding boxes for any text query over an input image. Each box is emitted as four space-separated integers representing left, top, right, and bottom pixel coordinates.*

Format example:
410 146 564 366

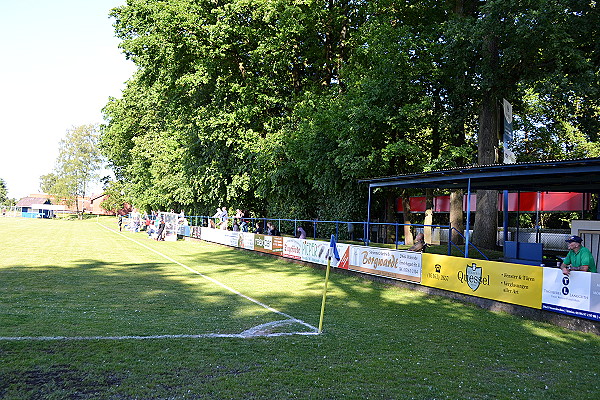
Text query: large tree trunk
450 189 464 245
384 192 397 244
402 193 414 245
472 28 501 250
424 188 434 244
473 97 500 249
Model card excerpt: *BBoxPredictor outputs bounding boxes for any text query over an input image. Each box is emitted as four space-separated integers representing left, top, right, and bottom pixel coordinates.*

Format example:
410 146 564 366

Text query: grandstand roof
359 158 600 193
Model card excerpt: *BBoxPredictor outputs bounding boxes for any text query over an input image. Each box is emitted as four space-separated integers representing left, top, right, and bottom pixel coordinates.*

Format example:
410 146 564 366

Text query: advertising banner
348 246 421 283
283 237 303 260
254 234 284 256
421 254 543 308
541 268 600 321
238 232 255 251
190 226 202 239
200 227 240 247
283 237 350 268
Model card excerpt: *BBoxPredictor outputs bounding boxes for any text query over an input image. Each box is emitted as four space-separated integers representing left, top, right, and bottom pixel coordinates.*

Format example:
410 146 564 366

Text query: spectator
267 222 280 236
156 218 166 241
220 207 228 230
560 235 597 275
297 226 307 239
254 222 264 234
236 209 249 232
147 219 156 238
408 233 428 252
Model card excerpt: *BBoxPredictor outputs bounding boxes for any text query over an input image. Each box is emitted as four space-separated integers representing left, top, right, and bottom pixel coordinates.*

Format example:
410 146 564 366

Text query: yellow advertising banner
421 254 543 309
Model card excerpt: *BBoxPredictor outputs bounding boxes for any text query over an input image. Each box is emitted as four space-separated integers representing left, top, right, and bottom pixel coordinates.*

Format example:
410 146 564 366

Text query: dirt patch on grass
0 364 128 399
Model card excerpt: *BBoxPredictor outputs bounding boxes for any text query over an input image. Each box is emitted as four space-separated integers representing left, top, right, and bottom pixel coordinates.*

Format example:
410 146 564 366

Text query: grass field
1 217 599 399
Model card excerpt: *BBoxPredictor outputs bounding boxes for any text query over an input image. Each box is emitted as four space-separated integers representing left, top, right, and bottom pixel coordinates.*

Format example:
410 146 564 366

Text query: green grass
1 217 599 399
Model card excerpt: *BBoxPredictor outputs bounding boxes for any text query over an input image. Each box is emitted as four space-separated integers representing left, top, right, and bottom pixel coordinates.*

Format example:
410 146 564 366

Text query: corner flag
329 234 340 261
319 234 339 334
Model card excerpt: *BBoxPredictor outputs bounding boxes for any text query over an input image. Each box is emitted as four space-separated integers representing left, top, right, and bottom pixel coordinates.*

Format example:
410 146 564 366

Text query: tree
99 179 128 214
0 178 9 205
42 125 102 217
441 0 600 249
99 0 600 239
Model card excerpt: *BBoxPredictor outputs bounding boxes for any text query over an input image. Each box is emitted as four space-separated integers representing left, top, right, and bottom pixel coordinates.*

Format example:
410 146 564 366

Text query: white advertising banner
541 268 600 321
200 227 240 247
349 246 422 283
239 232 255 250
282 237 350 268
283 237 303 260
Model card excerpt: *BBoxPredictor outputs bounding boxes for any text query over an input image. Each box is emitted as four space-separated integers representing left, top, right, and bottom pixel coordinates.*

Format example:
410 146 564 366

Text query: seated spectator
267 222 280 236
254 222 263 234
560 235 597 275
297 226 307 239
408 233 428 252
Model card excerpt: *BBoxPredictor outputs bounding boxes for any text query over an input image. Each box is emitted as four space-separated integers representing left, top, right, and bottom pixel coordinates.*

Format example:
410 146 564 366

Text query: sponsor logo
426 264 449 281
457 263 490 292
562 276 570 295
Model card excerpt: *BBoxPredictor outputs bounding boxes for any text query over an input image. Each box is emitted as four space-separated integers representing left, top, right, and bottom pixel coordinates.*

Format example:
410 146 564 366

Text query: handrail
448 227 489 260
126 213 488 259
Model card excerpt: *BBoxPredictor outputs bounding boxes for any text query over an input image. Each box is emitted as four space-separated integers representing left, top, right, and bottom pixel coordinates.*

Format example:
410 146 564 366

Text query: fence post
313 220 317 240
395 223 399 250
448 226 453 256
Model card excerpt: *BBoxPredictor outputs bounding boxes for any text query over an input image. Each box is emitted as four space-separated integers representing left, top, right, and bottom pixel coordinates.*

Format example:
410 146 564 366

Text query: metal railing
181 215 488 259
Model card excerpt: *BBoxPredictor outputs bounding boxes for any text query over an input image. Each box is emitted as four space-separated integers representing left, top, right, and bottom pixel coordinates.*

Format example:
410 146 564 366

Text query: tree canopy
41 124 102 215
100 0 600 247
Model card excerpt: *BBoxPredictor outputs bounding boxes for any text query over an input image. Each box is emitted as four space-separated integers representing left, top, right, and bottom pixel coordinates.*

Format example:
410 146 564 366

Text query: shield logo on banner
466 263 482 291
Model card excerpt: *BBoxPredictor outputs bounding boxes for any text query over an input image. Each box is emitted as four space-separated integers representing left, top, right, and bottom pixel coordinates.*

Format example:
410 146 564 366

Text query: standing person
118 215 123 231
220 207 228 230
156 218 166 241
236 209 249 232
241 210 250 232
210 207 221 229
560 235 597 275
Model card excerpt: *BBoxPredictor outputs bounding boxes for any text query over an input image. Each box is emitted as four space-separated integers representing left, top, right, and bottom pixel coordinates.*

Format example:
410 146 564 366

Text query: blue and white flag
328 234 340 261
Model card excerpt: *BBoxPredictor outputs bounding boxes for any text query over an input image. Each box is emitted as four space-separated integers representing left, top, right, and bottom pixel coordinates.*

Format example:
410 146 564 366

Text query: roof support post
465 178 472 258
366 185 372 246
503 190 509 245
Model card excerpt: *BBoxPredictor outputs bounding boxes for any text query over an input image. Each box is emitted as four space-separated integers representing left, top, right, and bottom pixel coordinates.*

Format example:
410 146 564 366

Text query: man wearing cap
559 235 597 275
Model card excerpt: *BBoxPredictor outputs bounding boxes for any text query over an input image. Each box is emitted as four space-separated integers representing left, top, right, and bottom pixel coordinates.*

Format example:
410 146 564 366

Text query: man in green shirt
560 235 597 275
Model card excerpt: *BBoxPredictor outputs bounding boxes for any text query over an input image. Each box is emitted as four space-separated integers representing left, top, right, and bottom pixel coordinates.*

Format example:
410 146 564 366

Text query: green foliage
100 0 600 226
1 218 600 399
42 125 102 212
0 178 8 204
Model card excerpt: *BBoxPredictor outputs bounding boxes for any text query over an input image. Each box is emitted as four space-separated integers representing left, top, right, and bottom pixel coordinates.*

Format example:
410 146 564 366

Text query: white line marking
97 223 317 332
0 330 319 342
0 224 320 341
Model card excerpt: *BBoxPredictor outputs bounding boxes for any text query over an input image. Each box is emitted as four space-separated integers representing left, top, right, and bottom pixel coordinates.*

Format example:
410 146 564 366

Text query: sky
0 0 136 200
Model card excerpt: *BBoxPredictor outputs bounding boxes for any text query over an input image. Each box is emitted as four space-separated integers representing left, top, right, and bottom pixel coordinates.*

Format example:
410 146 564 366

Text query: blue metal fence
126 213 488 259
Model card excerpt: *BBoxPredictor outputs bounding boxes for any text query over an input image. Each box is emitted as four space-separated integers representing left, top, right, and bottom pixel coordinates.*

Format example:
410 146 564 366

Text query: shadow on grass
1 222 599 399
